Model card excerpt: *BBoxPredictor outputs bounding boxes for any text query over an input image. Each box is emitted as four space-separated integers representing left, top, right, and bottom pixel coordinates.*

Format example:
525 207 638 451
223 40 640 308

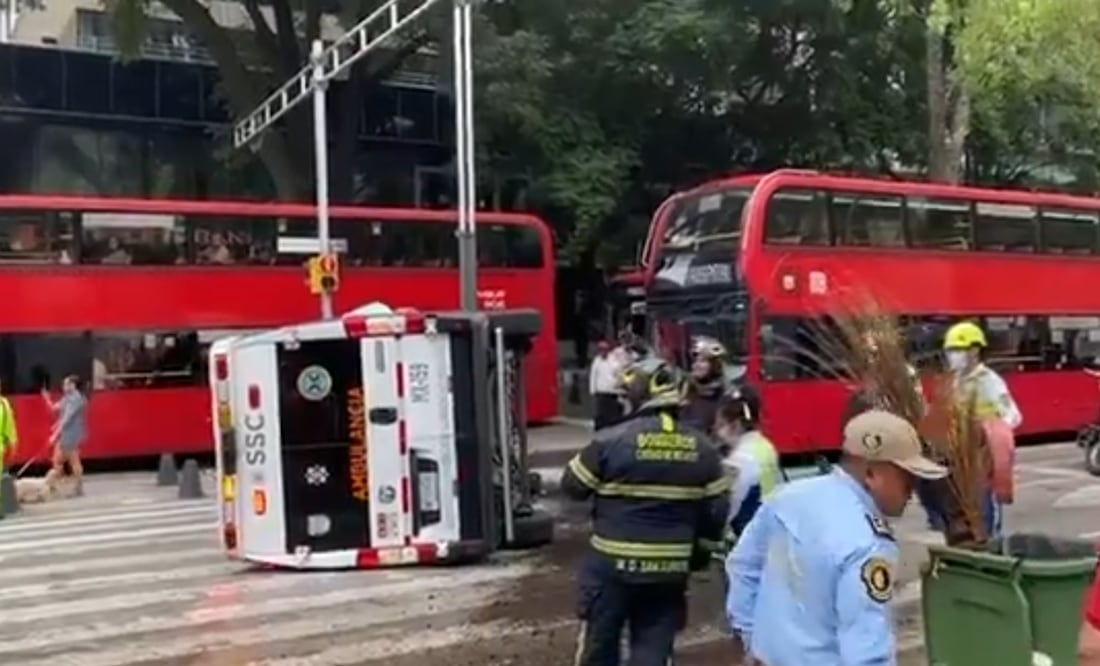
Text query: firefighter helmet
619 357 684 409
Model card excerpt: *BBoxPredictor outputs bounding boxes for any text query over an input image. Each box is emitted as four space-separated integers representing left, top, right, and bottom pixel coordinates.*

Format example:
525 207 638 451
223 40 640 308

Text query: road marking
0 502 214 537
4 565 537 664
0 522 214 554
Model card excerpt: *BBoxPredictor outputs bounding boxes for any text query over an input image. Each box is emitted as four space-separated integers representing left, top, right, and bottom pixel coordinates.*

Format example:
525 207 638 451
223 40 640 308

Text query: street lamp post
453 0 477 311
232 0 478 318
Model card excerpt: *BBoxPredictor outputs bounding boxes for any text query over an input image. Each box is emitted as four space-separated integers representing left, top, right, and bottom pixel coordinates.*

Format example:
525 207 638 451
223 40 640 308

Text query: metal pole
311 39 334 320
494 326 515 544
454 0 478 311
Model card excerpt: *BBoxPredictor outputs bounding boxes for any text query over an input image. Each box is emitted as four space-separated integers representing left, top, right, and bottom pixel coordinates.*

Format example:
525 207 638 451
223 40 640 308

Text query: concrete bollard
156 453 178 487
178 459 204 499
1 473 19 517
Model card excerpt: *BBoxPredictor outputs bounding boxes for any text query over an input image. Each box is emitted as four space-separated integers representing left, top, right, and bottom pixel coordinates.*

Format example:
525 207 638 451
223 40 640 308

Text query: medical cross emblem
305 465 329 486
296 365 332 401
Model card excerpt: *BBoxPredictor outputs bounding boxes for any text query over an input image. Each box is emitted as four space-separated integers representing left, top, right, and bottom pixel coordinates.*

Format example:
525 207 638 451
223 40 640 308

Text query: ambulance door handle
369 407 397 425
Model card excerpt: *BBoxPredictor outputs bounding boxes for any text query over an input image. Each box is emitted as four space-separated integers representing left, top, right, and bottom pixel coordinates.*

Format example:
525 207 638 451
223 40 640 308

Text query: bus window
189 215 277 265
0 210 74 263
505 226 544 268
829 192 905 248
92 331 201 389
981 315 1047 372
973 203 1037 253
906 198 972 250
759 316 850 381
80 211 185 265
764 189 830 245
1041 208 1098 255
1048 317 1100 369
662 187 749 253
0 332 93 394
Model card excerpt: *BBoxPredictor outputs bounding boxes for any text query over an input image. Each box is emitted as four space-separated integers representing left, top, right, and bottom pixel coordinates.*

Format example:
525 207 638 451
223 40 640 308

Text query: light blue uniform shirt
725 468 899 666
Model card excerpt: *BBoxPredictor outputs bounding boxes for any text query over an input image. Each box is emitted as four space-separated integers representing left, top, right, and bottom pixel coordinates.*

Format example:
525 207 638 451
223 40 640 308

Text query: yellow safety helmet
943 321 987 350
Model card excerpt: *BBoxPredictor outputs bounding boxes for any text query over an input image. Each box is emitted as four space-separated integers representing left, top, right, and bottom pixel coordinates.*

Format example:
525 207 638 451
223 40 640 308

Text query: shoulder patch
860 557 893 603
865 514 895 541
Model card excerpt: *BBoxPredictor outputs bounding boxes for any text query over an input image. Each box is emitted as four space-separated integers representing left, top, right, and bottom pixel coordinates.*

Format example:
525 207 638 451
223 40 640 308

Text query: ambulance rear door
271 333 372 559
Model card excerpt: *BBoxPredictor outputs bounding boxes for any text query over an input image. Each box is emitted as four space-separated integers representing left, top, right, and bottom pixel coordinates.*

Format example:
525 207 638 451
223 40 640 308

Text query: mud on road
357 495 922 666
361 499 735 666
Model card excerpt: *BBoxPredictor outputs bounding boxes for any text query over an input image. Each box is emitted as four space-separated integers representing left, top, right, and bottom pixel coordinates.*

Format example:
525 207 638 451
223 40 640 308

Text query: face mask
945 350 969 371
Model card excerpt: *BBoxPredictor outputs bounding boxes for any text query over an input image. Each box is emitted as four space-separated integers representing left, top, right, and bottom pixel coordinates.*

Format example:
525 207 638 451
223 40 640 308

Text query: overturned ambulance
209 303 553 569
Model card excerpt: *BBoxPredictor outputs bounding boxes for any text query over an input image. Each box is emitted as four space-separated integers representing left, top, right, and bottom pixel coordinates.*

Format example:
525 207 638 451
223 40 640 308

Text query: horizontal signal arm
232 0 447 149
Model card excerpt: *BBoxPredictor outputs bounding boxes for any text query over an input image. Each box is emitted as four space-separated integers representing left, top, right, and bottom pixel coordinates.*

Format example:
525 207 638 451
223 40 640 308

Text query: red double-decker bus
646 170 1100 454
0 195 558 463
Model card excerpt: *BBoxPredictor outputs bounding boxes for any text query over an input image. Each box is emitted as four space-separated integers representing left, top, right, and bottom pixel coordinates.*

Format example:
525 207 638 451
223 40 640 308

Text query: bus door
359 329 461 557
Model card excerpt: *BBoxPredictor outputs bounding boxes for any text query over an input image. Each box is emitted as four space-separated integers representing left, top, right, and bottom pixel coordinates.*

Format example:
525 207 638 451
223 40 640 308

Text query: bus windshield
652 187 751 291
662 187 750 253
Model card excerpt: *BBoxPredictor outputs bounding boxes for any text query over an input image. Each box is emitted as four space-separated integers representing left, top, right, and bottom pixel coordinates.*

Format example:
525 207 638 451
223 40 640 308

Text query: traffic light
307 253 339 295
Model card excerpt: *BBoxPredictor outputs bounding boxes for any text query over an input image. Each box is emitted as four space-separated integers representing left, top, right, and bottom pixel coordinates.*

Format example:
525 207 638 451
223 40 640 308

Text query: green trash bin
921 534 1097 666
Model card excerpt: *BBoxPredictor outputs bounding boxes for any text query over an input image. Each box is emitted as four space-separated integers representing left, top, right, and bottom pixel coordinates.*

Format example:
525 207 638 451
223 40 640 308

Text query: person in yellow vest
943 321 1022 539
0 379 19 518
714 384 781 546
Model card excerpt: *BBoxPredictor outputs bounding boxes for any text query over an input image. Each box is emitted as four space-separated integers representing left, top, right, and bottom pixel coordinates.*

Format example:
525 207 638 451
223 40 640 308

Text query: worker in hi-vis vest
0 379 19 517
943 321 1021 539
713 384 781 551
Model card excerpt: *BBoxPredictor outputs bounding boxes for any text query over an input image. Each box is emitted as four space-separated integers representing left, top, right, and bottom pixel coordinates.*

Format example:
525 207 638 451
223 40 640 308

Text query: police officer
713 385 781 549
725 410 948 665
562 357 730 666
681 336 730 433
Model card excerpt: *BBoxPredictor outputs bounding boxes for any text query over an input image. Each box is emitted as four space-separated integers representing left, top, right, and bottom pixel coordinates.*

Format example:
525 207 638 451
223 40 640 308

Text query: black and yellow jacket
561 406 730 582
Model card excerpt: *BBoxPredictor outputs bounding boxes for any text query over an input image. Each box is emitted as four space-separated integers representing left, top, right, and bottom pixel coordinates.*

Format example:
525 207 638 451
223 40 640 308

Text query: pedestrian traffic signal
307 253 340 294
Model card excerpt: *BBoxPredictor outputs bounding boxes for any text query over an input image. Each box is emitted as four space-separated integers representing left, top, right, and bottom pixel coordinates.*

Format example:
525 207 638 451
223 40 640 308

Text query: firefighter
942 320 1022 539
680 336 730 434
726 410 948 665
713 384 781 549
562 357 730 666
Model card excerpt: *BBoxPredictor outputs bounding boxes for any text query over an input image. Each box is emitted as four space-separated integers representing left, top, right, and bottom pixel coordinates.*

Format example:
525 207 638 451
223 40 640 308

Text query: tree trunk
925 25 970 184
161 0 307 200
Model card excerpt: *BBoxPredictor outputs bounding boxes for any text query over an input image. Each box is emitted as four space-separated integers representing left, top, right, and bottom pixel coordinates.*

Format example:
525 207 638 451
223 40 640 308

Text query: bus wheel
502 508 555 550
1086 442 1100 477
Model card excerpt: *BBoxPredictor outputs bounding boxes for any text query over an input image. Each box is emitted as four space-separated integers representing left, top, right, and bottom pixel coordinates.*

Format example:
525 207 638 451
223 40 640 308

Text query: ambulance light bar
342 311 429 338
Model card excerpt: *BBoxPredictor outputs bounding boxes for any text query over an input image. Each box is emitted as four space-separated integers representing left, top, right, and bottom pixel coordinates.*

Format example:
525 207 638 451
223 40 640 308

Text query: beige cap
842 410 948 480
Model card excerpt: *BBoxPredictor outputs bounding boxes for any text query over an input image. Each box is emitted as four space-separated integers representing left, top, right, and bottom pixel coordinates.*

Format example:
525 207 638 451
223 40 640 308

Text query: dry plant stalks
922 375 990 548
761 297 989 548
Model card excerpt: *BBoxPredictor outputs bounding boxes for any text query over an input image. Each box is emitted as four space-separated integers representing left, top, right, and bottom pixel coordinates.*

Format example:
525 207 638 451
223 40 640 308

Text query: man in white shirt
589 341 625 429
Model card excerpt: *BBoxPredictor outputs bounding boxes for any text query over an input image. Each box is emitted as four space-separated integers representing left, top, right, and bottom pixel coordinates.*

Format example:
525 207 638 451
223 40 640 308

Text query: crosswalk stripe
0 530 206 561
0 501 214 536
0 544 218 583
0 521 213 554
0 507 215 543
2 565 536 662
0 561 241 603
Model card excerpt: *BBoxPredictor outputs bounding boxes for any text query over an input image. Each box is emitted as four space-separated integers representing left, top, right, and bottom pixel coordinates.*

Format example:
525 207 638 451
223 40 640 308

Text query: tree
103 0 434 202
473 0 931 262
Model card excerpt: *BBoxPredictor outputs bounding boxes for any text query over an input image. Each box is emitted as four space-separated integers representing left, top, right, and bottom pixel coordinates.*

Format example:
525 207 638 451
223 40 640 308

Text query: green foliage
101 0 148 63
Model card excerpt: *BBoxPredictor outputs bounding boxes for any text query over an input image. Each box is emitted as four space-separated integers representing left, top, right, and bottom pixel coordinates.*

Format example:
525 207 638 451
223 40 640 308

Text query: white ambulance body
210 305 479 569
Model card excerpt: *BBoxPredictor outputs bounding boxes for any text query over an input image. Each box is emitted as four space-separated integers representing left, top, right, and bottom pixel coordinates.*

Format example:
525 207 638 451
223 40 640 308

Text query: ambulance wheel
1086 442 1100 477
500 508 555 550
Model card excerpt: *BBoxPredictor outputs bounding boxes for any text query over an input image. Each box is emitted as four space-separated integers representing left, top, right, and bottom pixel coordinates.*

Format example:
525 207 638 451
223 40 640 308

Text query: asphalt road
0 424 1095 665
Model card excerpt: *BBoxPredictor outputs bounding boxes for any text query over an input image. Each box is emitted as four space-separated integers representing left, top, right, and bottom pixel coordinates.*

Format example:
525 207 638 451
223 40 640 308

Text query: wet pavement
0 424 1095 665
